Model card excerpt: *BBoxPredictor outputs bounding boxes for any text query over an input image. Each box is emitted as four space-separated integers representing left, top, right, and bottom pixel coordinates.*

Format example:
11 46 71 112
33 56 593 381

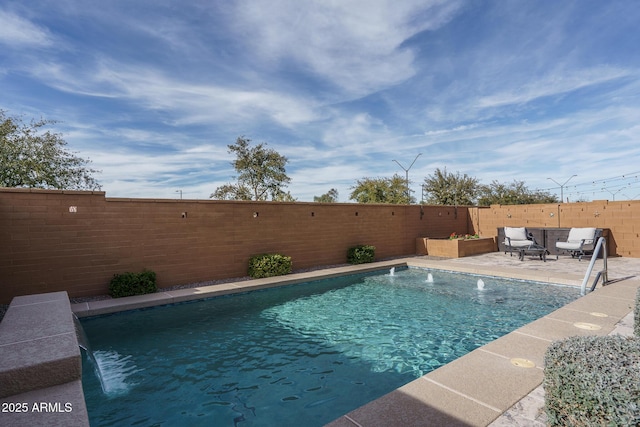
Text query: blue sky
2 1 640 202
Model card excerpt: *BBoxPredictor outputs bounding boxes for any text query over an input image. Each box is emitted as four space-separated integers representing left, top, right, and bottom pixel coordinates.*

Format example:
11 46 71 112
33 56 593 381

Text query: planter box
416 237 496 258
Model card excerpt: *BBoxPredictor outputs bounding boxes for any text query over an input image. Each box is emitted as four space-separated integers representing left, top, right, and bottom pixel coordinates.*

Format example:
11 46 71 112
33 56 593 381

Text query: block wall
0 189 470 303
3 188 637 304
473 200 640 257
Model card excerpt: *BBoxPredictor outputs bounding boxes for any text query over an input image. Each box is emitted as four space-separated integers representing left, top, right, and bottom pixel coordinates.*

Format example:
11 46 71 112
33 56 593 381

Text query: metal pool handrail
580 237 608 296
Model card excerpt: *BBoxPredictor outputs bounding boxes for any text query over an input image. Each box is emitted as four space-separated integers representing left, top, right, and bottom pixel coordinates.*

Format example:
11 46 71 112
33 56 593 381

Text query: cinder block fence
1 188 637 303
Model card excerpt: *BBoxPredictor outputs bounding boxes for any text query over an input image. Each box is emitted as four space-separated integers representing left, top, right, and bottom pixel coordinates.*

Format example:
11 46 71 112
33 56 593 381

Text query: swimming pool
81 268 579 426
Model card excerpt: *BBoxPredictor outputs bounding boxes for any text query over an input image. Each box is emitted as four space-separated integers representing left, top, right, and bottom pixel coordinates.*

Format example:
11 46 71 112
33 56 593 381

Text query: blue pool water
81 268 579 426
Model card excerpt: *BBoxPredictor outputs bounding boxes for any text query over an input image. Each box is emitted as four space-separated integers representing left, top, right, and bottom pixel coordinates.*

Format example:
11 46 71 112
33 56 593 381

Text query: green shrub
109 269 157 298
544 335 640 426
248 254 292 278
635 288 640 337
347 245 375 264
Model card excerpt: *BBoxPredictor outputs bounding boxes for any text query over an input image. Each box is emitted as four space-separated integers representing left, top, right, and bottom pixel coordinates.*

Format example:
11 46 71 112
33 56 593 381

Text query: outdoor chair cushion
504 227 533 248
504 227 528 241
506 239 533 248
556 227 597 251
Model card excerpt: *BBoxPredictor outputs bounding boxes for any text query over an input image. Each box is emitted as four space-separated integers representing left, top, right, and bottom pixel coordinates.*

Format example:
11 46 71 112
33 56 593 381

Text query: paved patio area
425 250 640 280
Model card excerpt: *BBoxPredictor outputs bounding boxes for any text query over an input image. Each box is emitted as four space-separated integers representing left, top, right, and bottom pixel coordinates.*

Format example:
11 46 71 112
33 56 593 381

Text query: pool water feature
81 268 578 426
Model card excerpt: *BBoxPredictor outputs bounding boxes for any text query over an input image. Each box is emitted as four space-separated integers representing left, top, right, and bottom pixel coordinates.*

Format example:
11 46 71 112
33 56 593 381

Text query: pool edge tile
81 292 174 316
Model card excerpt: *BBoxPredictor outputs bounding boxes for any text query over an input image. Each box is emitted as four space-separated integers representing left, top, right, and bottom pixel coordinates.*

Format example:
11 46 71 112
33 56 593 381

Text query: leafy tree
422 168 479 205
314 188 339 203
0 111 100 190
349 174 415 204
478 180 558 206
210 183 253 200
211 137 291 201
272 190 297 202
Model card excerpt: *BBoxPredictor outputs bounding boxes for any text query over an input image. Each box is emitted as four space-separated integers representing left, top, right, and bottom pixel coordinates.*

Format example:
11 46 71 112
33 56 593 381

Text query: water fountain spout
477 279 485 290
73 313 90 352
426 273 434 283
73 313 109 394
389 267 395 276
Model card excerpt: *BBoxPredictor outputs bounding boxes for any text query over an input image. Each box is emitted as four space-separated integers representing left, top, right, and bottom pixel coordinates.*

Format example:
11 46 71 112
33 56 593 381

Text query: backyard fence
1 187 637 303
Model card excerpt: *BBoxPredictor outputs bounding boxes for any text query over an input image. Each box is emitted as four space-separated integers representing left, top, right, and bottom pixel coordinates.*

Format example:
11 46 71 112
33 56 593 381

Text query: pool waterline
75 258 586 427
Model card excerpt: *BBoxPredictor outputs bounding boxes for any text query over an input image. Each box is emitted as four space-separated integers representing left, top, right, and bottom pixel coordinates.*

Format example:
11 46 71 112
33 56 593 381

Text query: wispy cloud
0 9 55 48
475 66 632 109
28 59 321 127
231 0 463 96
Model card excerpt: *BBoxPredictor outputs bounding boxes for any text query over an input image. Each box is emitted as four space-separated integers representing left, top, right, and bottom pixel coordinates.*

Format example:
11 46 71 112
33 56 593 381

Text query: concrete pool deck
2 252 637 426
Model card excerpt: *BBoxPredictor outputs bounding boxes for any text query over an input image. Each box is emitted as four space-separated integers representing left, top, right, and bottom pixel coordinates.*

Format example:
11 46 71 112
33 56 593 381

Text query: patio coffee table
518 244 549 262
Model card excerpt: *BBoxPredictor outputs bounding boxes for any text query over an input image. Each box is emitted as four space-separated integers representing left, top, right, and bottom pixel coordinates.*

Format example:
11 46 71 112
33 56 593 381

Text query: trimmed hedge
544 335 640 426
109 269 157 298
248 254 292 278
347 245 375 264
635 287 640 337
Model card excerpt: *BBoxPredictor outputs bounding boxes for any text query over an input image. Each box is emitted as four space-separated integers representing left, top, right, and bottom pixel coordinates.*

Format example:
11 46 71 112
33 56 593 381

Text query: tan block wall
472 200 640 257
0 189 470 303
3 188 638 304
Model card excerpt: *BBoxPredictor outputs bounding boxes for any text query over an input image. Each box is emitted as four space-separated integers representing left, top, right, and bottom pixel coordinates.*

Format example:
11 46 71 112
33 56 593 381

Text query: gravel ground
68 262 356 305
0 256 437 322
0 263 354 322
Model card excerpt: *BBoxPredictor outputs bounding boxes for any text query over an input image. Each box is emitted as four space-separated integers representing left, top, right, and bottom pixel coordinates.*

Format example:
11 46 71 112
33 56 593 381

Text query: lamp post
547 175 576 203
393 153 422 202
176 190 183 200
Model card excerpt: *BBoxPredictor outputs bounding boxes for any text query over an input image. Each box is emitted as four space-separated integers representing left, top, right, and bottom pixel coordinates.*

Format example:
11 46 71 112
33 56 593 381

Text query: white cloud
475 66 632 109
321 113 389 147
232 0 463 96
0 10 55 48
28 59 320 127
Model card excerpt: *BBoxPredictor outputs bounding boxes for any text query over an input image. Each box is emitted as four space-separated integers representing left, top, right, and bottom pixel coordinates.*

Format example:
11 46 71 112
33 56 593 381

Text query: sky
2 0 640 202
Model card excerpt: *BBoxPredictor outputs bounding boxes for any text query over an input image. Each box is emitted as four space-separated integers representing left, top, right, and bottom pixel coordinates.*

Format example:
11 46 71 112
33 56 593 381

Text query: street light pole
393 153 422 202
547 175 576 203
176 190 183 200
602 187 623 201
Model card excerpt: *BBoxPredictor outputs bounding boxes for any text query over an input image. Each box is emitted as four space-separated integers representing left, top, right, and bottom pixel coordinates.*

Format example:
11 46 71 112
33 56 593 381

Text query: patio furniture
503 227 536 257
518 243 549 262
555 227 599 261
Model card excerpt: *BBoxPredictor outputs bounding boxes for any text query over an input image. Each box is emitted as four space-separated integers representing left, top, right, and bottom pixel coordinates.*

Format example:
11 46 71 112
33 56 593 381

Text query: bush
248 254 292 278
635 288 640 337
544 335 640 426
109 269 157 298
347 245 375 264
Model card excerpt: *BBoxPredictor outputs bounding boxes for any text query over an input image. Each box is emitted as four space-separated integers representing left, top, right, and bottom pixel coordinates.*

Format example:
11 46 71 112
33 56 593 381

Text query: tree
478 180 558 206
0 111 100 190
314 188 339 203
210 183 253 201
422 168 479 205
211 137 291 201
349 174 415 204
272 190 297 202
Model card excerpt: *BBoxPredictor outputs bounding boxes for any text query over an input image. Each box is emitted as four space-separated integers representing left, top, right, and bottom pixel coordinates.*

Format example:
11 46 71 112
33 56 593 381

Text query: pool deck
7 252 636 426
